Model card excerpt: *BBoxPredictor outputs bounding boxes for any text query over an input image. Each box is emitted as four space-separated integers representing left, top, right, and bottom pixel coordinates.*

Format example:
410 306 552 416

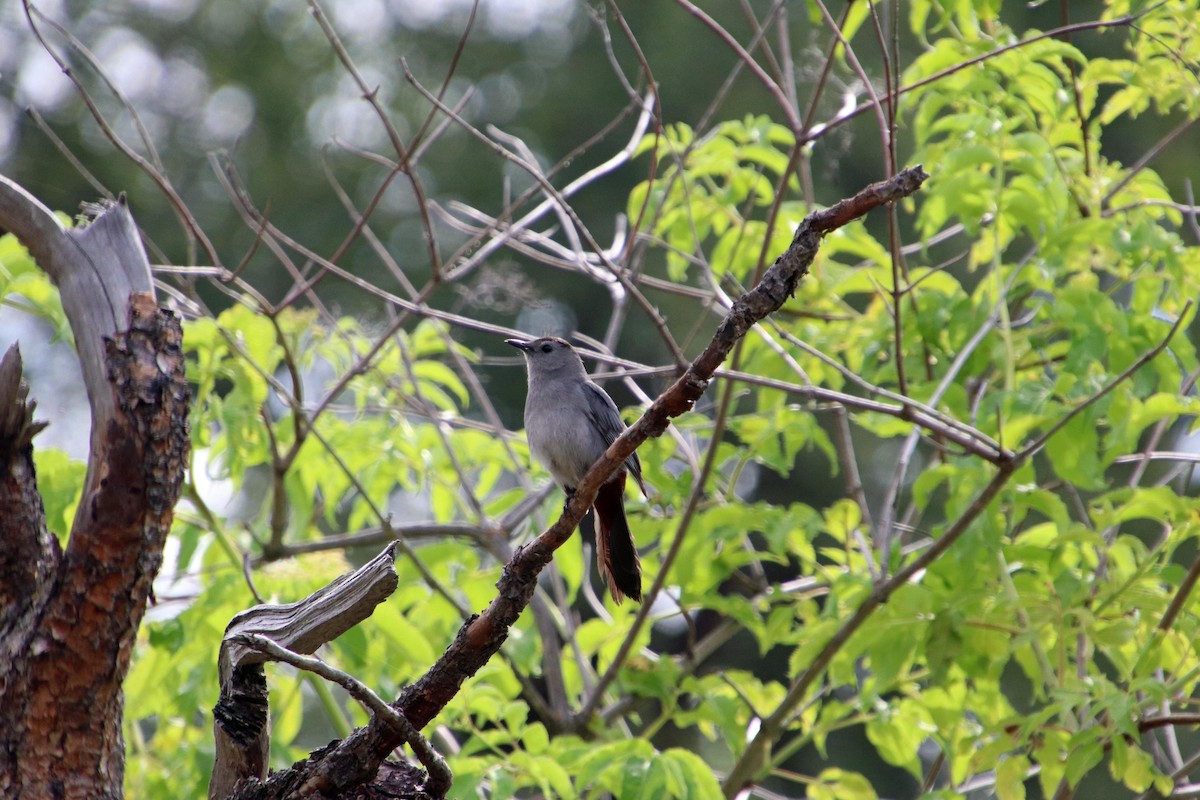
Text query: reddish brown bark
0 296 189 799
0 183 189 800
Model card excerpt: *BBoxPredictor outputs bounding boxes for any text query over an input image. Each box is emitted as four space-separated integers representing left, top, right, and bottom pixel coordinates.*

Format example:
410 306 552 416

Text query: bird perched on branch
507 336 646 603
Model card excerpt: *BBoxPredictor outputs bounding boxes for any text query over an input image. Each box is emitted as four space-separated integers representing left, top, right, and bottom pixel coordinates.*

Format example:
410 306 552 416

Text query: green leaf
1042 409 1104 490
865 698 930 778
1064 730 1104 787
926 607 965 684
572 739 655 795
995 754 1029 800
809 768 878 800
660 749 723 800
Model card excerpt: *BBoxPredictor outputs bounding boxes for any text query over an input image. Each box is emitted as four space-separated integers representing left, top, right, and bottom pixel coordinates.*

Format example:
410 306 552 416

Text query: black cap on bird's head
505 336 573 353
506 337 585 375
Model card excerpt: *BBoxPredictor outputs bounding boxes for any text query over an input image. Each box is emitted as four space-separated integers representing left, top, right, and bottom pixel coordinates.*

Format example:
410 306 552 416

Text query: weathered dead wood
0 176 189 799
210 543 402 799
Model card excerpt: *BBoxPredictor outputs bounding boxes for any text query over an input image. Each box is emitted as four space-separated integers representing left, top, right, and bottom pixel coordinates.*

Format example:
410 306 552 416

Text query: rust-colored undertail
594 471 642 603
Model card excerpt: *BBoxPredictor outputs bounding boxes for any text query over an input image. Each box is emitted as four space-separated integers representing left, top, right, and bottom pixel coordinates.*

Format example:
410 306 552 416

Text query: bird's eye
541 343 553 353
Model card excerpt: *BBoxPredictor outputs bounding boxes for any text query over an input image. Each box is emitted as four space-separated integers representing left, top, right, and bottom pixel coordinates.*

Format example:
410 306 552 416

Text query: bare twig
23 1 220 267
1017 303 1192 461
671 0 800 129
234 633 451 796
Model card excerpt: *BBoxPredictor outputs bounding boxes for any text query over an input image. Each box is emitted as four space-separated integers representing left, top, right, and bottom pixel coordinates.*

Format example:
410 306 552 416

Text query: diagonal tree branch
241 164 930 798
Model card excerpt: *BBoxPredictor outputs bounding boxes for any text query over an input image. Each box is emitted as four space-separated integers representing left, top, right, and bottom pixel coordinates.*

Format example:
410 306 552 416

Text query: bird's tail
594 473 642 603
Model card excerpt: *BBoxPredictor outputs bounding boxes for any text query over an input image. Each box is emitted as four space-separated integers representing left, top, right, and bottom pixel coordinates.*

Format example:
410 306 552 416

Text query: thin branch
1157 555 1200 635
1102 114 1200 207
875 297 1000 559
234 633 451 796
1139 713 1200 732
1017 303 1192 461
670 0 800 129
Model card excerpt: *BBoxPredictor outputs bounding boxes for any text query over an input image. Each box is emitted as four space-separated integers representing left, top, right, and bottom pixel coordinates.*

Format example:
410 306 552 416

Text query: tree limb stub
0 178 154 509
247 165 928 797
211 543 401 800
218 542 402 678
0 345 58 672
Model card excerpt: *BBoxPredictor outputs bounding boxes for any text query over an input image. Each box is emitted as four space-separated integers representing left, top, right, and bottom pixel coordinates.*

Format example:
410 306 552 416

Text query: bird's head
506 336 587 378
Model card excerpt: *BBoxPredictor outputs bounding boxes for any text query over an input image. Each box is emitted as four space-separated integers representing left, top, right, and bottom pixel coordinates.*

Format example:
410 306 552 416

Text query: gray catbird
507 336 646 603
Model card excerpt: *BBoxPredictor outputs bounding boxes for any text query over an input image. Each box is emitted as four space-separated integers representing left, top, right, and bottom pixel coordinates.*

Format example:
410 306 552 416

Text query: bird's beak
505 338 532 352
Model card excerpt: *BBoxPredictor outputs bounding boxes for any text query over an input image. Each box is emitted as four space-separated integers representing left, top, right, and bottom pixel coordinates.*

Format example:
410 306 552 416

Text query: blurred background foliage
9 0 1192 339
4 0 1200 798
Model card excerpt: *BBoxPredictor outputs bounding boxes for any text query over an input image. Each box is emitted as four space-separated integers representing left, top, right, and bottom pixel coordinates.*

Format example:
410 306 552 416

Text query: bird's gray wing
583 380 645 493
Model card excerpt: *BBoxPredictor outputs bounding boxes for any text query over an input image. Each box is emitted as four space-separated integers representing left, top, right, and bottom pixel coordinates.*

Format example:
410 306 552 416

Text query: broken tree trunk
0 177 190 800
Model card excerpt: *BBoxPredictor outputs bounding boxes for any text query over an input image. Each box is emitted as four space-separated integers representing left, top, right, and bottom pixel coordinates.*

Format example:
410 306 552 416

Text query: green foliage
612 2 1200 797
629 116 801 282
0 228 72 344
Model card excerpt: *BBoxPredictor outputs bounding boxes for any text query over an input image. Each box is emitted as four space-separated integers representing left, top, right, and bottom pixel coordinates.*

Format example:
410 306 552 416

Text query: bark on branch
242 165 929 798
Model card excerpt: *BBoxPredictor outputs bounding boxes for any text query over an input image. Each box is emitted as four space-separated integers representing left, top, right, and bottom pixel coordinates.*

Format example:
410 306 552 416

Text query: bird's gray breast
524 386 608 489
